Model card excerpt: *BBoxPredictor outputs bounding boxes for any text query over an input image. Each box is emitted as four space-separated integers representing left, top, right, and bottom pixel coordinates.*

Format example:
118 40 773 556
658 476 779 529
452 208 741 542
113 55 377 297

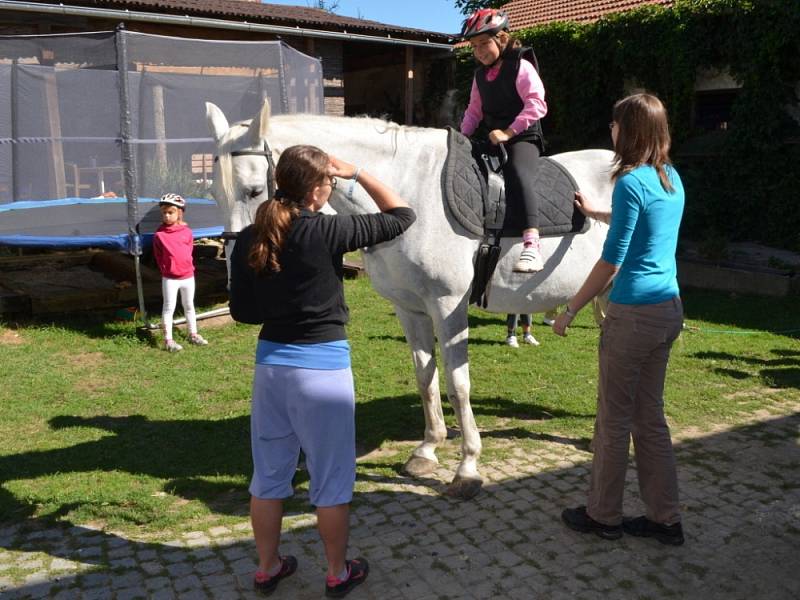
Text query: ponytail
247 144 330 273
248 195 300 273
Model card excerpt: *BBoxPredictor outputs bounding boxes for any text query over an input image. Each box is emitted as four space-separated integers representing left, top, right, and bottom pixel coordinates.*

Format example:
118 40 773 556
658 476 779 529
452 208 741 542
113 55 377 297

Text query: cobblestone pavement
1 405 798 600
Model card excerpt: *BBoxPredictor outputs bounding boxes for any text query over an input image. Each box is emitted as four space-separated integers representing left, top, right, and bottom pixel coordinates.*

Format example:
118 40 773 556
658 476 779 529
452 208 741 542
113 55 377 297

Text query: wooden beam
404 46 414 125
43 68 66 198
152 84 167 172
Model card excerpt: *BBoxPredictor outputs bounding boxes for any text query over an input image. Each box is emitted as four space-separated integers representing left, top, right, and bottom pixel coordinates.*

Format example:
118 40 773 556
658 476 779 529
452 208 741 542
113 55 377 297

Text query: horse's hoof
445 476 483 500
402 456 438 477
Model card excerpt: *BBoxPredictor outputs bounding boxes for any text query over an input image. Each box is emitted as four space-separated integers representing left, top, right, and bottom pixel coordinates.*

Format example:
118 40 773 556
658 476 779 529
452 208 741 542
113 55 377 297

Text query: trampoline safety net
0 29 323 252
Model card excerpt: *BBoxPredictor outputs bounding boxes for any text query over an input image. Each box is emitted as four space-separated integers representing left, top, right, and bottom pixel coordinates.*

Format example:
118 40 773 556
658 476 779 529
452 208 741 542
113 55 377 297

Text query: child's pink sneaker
165 339 183 352
188 334 208 346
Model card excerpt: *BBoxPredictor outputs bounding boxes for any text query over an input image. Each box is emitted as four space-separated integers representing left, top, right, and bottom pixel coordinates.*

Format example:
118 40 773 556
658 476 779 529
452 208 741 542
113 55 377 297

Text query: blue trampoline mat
0 197 224 251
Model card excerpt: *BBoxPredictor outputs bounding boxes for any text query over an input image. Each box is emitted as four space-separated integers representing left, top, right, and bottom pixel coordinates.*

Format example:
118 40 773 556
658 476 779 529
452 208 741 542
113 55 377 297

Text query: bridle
213 125 277 241
213 124 277 200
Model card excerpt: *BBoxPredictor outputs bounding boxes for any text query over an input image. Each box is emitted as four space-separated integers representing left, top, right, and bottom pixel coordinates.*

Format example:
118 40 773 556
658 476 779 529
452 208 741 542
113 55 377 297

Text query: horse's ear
248 97 271 146
206 102 229 142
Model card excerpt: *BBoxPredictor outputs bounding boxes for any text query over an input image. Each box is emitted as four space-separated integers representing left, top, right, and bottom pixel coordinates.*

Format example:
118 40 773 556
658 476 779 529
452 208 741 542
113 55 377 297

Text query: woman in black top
229 145 414 598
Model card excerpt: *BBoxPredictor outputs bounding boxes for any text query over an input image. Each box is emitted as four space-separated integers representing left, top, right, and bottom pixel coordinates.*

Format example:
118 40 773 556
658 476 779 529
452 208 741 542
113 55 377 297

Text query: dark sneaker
325 557 369 598
623 516 685 546
561 506 623 540
254 555 298 596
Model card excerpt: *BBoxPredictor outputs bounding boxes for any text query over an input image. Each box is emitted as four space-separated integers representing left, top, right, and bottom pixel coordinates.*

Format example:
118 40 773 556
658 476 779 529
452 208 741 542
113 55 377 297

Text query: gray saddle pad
442 128 587 238
442 128 484 236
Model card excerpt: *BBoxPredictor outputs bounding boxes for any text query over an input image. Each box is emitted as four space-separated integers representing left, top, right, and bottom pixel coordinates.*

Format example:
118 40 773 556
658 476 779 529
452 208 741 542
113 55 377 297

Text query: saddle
441 128 586 306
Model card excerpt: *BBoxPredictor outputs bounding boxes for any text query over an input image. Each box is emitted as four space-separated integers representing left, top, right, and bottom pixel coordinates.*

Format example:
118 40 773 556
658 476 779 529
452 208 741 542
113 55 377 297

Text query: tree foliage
307 0 339 13
454 0 506 16
456 0 800 250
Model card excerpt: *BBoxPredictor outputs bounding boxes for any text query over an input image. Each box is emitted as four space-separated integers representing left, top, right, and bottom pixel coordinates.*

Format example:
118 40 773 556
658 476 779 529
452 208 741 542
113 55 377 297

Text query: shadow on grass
2 412 799 600
470 395 586 421
0 401 413 524
0 391 589 525
691 349 800 389
3 315 145 342
480 428 593 452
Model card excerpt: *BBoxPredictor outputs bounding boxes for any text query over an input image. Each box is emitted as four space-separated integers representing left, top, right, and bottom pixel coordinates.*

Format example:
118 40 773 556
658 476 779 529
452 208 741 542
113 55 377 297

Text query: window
693 89 738 132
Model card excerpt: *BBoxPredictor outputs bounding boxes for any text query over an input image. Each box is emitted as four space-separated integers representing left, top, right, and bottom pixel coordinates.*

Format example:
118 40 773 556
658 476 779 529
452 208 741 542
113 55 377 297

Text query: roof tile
48 0 453 40
501 0 674 30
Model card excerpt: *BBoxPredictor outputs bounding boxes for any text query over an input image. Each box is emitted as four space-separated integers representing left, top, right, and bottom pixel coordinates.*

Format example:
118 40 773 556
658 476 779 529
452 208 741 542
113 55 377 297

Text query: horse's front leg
432 296 483 500
394 307 447 478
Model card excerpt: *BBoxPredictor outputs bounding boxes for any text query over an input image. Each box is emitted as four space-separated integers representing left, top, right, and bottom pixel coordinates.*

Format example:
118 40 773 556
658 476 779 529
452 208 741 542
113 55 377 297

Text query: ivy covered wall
457 0 800 251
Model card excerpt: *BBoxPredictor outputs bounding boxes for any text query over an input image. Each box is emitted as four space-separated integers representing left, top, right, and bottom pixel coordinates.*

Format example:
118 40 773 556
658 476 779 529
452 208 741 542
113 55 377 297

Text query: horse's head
206 98 275 233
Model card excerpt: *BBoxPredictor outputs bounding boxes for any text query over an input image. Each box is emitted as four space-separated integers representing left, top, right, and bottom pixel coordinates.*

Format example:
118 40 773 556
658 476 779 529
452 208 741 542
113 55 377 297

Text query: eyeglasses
324 176 337 190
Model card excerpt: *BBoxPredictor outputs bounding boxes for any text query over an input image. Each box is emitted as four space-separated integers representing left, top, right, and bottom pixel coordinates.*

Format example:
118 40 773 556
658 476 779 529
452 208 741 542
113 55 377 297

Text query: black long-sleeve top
229 207 416 344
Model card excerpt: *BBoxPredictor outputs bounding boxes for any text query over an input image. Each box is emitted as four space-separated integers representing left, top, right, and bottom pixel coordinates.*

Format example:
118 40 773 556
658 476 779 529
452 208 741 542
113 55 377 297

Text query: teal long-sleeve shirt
601 164 685 305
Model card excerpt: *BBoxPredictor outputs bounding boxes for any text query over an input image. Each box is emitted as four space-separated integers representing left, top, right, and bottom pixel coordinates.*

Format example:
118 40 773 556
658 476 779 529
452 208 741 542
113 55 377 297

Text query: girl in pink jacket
460 8 548 273
153 193 208 351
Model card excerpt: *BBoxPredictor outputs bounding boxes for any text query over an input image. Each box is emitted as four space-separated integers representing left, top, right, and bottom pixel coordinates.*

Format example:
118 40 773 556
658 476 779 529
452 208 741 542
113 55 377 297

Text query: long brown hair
248 145 329 273
611 93 674 192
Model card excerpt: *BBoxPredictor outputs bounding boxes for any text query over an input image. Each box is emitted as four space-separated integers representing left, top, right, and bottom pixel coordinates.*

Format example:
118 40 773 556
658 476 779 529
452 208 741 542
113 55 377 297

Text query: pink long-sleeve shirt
153 223 195 280
460 58 547 137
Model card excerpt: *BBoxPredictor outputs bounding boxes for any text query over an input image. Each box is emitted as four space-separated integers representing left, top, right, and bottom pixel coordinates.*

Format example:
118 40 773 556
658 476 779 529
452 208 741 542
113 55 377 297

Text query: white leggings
161 276 197 340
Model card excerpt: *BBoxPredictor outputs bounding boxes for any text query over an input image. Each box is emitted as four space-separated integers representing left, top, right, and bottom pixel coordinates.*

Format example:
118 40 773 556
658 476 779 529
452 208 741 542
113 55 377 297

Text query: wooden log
89 251 161 283
152 84 168 172
0 250 95 271
43 67 66 198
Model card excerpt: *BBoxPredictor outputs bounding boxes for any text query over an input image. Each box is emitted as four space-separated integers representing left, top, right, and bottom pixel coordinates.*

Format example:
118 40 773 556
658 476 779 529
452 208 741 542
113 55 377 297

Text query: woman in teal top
553 93 686 546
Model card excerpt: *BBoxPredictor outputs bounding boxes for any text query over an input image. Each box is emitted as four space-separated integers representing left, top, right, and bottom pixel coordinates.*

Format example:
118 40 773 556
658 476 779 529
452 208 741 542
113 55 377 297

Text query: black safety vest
474 46 544 147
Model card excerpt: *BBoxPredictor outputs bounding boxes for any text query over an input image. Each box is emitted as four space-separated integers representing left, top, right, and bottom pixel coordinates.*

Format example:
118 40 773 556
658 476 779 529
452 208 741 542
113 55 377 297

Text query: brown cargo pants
587 297 684 526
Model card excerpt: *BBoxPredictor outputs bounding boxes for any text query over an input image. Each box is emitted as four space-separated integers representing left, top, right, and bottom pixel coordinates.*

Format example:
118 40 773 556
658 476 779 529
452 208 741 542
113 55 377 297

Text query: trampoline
0 197 223 251
0 29 322 319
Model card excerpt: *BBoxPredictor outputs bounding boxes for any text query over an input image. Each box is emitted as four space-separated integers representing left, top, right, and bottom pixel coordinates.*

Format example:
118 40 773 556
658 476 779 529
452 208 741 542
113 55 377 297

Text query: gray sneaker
513 247 544 273
189 334 208 346
522 333 540 346
165 339 183 352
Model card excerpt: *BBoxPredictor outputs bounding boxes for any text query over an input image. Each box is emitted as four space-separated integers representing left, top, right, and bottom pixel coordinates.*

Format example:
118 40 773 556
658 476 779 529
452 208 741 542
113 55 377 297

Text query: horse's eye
249 187 263 199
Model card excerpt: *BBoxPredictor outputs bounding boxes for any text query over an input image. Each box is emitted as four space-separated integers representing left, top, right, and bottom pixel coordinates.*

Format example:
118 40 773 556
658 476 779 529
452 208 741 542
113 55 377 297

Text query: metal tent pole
10 59 18 200
143 307 230 331
277 41 289 113
115 24 148 323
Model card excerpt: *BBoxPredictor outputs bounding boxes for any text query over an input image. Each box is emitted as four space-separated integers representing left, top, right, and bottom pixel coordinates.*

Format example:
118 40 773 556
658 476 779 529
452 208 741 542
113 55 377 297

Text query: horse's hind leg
394 307 447 478
432 297 483 500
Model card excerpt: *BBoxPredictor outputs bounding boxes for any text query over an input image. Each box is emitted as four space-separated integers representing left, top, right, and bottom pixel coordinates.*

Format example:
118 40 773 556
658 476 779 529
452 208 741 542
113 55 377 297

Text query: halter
213 126 277 200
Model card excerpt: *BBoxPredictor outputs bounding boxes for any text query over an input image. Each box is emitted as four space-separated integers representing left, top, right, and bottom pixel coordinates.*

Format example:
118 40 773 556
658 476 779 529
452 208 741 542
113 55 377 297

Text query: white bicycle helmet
159 193 186 210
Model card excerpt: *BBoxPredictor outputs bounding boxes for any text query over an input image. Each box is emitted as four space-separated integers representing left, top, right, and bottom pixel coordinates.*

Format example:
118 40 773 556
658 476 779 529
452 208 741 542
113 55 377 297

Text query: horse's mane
215 121 255 212
272 113 437 136
270 113 439 157
214 113 441 212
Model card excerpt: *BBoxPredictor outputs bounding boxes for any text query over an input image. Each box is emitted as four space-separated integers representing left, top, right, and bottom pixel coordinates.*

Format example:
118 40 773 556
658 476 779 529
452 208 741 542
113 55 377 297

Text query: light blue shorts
249 363 356 507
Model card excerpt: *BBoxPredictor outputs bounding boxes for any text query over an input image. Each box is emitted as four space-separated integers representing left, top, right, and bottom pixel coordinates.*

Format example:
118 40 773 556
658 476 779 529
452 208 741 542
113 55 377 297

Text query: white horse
206 99 614 499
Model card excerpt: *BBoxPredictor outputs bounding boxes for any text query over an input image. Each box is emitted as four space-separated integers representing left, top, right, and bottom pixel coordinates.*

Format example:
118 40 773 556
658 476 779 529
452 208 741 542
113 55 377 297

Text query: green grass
1 280 798 536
